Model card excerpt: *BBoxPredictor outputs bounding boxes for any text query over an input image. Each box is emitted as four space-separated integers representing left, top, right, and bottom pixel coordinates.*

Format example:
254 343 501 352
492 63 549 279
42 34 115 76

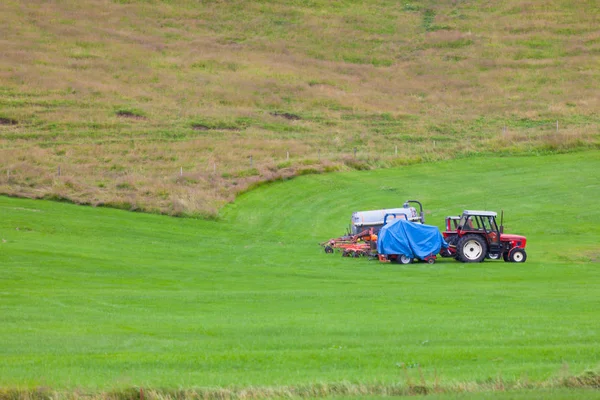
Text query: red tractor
440 210 527 263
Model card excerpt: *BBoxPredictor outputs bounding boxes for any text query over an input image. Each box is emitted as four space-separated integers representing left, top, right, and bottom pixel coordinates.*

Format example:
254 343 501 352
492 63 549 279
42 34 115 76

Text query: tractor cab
442 210 527 263
457 210 501 244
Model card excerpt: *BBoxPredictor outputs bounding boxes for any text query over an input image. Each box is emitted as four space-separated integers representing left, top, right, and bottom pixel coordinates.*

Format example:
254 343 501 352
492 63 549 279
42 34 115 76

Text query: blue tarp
377 219 448 259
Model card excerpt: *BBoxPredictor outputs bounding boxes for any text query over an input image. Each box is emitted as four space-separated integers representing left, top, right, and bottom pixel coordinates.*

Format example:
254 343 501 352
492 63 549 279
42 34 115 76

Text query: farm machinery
322 205 528 264
349 200 424 234
320 200 424 257
321 229 375 258
440 210 527 263
376 218 447 264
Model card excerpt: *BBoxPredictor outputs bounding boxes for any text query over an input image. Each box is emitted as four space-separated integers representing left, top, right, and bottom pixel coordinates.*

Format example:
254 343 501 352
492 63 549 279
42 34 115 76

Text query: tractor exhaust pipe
500 209 504 233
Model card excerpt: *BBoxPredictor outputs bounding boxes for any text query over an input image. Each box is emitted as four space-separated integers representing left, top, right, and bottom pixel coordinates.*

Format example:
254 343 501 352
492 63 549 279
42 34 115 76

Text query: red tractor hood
500 234 527 248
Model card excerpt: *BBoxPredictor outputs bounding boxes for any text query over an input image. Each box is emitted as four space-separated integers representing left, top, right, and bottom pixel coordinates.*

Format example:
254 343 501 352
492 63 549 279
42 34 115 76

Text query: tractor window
451 218 460 230
460 216 481 230
486 216 498 232
470 217 482 230
480 216 498 232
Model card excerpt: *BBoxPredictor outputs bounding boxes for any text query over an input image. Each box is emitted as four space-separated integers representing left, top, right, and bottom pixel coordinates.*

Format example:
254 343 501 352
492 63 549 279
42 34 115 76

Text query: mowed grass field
1 151 599 397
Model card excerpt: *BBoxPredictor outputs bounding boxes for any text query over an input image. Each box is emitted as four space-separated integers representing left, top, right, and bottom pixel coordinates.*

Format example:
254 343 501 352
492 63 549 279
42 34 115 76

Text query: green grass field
1 151 599 398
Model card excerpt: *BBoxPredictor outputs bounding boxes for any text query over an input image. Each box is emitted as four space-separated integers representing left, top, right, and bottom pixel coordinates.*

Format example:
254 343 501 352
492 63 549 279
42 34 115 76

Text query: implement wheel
324 246 333 254
457 234 487 263
398 254 412 264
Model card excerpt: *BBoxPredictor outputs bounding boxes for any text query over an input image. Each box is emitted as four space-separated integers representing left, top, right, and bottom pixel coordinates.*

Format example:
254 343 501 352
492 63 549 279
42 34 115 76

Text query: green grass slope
1 0 599 215
1 152 599 395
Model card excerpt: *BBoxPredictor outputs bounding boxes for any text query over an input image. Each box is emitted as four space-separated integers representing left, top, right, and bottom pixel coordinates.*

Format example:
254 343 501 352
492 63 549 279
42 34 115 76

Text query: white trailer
350 200 424 234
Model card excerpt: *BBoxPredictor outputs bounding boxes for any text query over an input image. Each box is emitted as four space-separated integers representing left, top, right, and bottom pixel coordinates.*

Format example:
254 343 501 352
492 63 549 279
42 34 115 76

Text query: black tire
442 235 458 259
324 246 333 254
456 234 488 263
510 248 527 263
503 252 510 262
445 235 458 246
427 257 435 265
439 248 453 257
398 254 412 264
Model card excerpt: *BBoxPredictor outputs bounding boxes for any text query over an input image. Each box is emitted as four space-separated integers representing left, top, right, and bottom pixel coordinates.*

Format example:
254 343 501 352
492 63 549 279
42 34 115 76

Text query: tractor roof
463 210 497 217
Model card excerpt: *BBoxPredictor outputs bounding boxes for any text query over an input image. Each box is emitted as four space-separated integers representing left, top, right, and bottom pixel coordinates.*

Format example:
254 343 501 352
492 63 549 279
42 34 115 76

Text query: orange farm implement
321 228 376 258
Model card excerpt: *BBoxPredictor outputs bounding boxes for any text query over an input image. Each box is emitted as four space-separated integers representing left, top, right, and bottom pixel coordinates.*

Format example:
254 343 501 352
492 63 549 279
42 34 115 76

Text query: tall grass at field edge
1 370 598 400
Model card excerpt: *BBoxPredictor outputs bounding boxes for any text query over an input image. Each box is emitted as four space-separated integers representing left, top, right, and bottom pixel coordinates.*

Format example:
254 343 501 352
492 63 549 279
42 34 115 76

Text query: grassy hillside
1 0 599 215
1 151 599 398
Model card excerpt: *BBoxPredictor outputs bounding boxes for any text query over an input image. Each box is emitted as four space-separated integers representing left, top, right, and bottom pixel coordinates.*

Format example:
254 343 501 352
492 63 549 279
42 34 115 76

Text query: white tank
351 207 418 234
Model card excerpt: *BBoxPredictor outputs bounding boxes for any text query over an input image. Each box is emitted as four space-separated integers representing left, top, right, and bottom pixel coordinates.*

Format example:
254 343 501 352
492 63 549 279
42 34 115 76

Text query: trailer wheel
510 248 527 263
457 234 487 263
427 257 435 265
324 246 334 254
398 254 412 264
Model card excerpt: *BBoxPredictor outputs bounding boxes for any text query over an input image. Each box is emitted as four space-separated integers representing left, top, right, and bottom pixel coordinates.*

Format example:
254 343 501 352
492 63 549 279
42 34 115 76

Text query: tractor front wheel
509 248 527 263
457 234 487 263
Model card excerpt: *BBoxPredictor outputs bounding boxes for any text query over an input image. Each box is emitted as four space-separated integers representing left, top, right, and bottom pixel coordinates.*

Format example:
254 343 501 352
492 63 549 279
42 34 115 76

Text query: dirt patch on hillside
191 124 210 131
0 117 18 125
116 110 147 120
271 112 301 121
191 123 240 131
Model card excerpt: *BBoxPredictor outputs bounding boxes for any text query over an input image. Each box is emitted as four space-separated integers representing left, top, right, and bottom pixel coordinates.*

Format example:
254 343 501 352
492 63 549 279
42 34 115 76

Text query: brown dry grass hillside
1 0 599 216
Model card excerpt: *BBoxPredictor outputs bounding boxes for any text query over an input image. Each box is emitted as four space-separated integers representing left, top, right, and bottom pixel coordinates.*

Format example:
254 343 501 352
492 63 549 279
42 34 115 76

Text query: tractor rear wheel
510 248 527 263
398 254 412 264
457 234 487 263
